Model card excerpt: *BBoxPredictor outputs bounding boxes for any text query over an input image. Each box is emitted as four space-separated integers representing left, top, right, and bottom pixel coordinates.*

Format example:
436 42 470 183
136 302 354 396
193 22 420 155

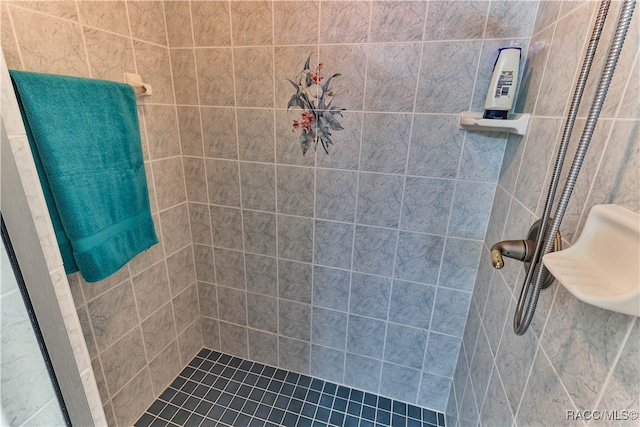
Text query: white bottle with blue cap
483 47 521 120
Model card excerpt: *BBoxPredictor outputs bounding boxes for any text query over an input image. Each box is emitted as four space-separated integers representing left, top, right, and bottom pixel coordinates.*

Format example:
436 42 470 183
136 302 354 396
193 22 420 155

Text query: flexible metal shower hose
514 0 636 335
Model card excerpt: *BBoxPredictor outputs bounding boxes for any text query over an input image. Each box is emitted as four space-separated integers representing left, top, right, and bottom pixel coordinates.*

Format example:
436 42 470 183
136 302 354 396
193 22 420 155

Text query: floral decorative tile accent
287 55 344 155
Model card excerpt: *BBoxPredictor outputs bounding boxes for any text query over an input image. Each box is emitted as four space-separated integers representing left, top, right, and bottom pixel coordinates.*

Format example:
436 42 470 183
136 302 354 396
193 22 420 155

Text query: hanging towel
10 70 158 282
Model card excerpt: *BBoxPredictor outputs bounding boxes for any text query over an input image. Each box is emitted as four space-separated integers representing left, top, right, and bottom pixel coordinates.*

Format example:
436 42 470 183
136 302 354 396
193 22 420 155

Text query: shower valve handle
490 240 535 269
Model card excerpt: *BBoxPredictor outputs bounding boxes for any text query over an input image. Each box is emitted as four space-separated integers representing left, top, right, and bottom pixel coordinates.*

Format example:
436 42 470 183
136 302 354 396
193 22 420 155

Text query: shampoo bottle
483 47 521 119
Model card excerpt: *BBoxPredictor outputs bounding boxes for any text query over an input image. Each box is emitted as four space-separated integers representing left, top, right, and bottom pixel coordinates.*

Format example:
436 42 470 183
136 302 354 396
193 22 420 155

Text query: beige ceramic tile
177 318 203 365
166 244 196 296
164 0 192 47
273 1 318 45
110 367 154 427
195 48 234 106
205 159 241 207
91 357 109 403
12 1 79 21
148 340 182 395
177 106 204 156
183 156 207 203
131 260 172 320
141 302 177 360
87 280 138 351
152 157 187 210
9 6 89 76
191 0 231 47
1 3 21 70
189 203 212 245
83 28 135 82
80 366 108 426
159 203 192 254
77 304 98 359
127 0 167 46
77 0 129 36
80 265 130 302
201 317 221 350
133 40 175 104
102 402 117 427
143 104 180 159
100 326 147 396
233 47 274 107
194 244 216 283
128 214 166 276
66 272 85 308
172 283 199 333
143 162 158 214
170 48 198 105
201 107 238 159
230 0 272 46
198 282 218 318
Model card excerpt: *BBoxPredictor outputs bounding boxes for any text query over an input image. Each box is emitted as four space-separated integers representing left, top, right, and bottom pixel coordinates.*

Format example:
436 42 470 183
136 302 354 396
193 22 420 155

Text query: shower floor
135 349 445 427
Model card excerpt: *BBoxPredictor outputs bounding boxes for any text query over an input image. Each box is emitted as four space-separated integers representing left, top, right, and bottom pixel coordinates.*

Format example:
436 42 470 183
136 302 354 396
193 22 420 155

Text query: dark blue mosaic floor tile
206 405 224 421
220 408 238 425
185 413 203 426
376 409 391 425
311 378 325 391
302 402 318 418
364 393 378 407
158 387 177 402
347 400 362 417
423 408 438 425
294 385 309 400
248 418 265 427
333 397 348 412
362 405 376 422
235 412 251 427
254 403 271 420
136 349 446 427
330 410 345 426
267 407 285 424
194 401 212 416
408 404 421 420
378 397 392 412
392 413 407 427
344 414 360 427
149 418 168 427
136 413 154 427
315 406 331 422
148 400 166 416
242 400 259 416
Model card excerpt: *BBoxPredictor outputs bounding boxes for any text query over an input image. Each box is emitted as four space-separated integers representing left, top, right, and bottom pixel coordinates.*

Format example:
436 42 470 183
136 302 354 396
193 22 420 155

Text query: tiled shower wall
1 1 201 425
0 0 544 423
449 1 639 426
164 0 538 413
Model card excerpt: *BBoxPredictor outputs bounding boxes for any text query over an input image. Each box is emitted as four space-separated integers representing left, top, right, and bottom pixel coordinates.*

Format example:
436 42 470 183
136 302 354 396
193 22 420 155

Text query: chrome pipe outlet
489 218 561 289
490 239 535 269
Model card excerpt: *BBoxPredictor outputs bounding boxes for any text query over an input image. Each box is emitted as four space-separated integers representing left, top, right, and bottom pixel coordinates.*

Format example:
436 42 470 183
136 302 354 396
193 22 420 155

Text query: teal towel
10 70 158 282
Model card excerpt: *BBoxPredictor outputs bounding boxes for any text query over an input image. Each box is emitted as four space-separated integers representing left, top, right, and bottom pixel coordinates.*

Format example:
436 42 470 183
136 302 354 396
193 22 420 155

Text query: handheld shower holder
491 218 561 289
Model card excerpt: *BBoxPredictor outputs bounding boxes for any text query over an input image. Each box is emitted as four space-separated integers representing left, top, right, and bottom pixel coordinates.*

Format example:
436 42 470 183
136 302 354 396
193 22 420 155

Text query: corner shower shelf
458 112 530 135
543 204 640 317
